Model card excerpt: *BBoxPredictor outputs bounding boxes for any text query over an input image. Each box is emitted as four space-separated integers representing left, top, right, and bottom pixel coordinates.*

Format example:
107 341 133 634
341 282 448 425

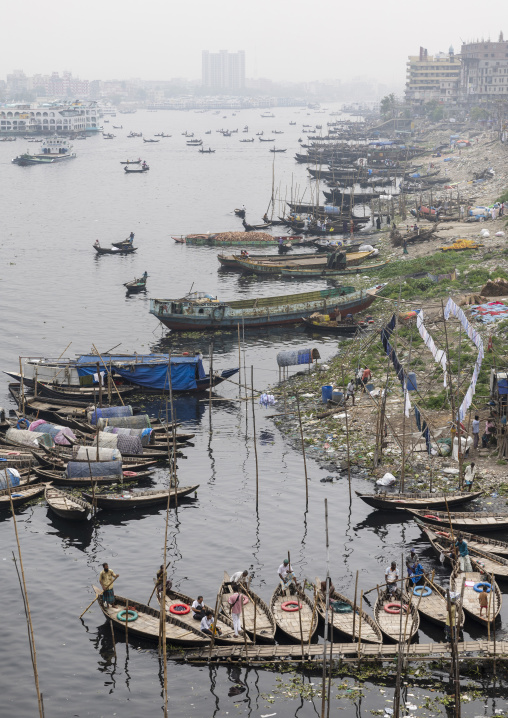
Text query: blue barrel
332 390 343 403
407 372 417 391
322 385 333 403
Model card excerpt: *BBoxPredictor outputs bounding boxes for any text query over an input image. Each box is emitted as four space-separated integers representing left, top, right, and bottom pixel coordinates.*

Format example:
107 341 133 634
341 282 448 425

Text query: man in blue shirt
455 534 472 572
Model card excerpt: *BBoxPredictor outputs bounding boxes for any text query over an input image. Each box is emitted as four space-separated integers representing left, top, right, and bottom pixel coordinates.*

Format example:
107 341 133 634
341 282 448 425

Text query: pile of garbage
480 277 508 297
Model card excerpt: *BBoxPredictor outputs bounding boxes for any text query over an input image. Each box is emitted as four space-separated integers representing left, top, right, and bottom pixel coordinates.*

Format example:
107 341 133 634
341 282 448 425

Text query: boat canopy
75 354 206 391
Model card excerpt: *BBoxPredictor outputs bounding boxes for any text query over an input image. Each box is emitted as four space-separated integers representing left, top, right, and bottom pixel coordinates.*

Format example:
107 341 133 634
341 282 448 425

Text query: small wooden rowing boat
93 587 209 647
218 572 276 642
94 243 138 253
417 521 508 581
315 584 382 643
302 317 363 335
124 166 149 173
374 594 420 642
124 272 148 293
356 490 482 512
404 507 508 532
81 484 199 510
407 578 465 629
45 484 92 520
281 260 389 278
33 467 154 487
120 160 141 165
415 519 508 556
270 584 318 643
160 588 251 645
0 483 45 509
459 573 502 625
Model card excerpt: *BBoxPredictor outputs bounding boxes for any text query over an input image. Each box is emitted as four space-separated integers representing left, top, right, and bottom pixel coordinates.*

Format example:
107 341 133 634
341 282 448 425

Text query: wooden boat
404 508 508 532
160 588 251 645
269 148 287 153
32 449 157 472
355 490 482 512
240 138 254 142
374 594 420 642
143 138 159 143
234 208 246 219
315 586 382 643
124 272 148 293
82 484 198 510
124 166 149 173
258 137 275 142
417 521 508 581
242 219 271 231
270 584 318 643
199 148 215 153
94 243 138 253
218 251 321 271
120 160 141 165
281 261 388 279
150 285 386 331
302 317 363 334
0 483 45 509
415 520 508 557
234 250 376 276
15 380 136 404
93 587 209 647
218 572 276 642
45 484 92 520
458 572 502 625
33 467 154 487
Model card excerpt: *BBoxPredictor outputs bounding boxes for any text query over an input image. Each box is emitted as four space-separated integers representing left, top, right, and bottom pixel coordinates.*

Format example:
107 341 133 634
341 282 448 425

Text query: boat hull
356 490 482 511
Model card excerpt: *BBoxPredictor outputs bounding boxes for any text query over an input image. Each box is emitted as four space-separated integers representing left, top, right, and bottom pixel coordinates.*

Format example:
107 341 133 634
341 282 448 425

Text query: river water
0 107 504 717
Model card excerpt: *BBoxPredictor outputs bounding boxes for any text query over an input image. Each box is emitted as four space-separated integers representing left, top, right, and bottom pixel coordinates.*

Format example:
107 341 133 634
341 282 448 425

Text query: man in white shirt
278 559 297 592
464 462 476 491
230 570 248 585
191 596 205 621
200 611 221 636
346 380 356 406
472 415 480 451
385 561 399 597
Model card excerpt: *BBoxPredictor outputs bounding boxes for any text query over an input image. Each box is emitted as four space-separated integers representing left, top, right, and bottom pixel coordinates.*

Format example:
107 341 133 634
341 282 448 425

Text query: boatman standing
228 584 249 637
230 570 249 585
99 562 119 607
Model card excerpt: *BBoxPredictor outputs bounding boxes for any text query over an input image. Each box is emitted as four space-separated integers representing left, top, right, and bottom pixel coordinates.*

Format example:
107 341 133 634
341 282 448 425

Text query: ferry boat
12 136 76 166
260 112 275 118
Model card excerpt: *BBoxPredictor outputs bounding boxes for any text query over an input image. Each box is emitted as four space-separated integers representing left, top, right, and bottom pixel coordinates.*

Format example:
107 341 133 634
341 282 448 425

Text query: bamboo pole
6 479 44 718
92 344 125 406
358 590 363 658
352 570 358 641
237 324 242 399
251 366 259 512
169 354 178 512
320 499 330 718
295 392 309 508
110 618 117 659
340 367 352 502
209 592 221 659
208 342 213 428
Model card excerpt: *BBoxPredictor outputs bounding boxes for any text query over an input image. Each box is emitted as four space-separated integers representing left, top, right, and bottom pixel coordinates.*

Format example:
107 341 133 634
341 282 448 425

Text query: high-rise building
460 32 508 100
202 50 246 91
405 47 461 104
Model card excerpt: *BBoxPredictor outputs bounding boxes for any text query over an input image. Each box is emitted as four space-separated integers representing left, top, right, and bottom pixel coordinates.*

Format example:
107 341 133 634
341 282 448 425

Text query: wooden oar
80 576 118 618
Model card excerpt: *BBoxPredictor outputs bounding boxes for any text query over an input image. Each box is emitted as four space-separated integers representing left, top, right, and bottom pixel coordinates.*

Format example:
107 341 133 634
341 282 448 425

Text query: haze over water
0 108 504 717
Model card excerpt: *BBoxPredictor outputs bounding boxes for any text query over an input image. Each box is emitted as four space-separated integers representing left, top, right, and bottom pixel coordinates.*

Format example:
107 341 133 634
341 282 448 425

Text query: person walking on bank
472 415 480 451
99 562 119 608
345 378 356 406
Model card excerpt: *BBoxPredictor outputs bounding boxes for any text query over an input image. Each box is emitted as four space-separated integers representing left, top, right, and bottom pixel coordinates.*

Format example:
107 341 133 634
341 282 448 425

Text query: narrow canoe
418 521 508 581
0 483 45 509
218 572 276 643
404 507 508 532
270 584 318 643
45 484 92 520
374 595 420 642
415 519 508 556
82 484 198 510
33 467 154 487
459 572 502 625
315 586 382 643
407 579 465 629
92 586 209 647
160 588 251 646
356 490 482 512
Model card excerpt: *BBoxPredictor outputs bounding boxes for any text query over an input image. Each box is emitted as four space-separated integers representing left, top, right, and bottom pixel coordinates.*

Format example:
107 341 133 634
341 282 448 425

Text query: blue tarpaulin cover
75 354 206 391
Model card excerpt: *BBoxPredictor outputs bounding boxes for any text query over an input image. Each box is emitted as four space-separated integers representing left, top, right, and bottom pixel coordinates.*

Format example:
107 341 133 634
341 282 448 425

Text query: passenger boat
0 483 45 509
415 520 508 556
150 285 386 331
218 251 318 270
269 148 287 153
5 378 136 404
408 578 465 629
218 572 276 642
355 490 482 512
404 508 508 532
33 467 154 487
417 521 508 581
199 148 215 153
120 160 141 165
459 573 502 625
93 587 209 647
258 137 275 142
374 595 419 642
270 585 318 643
159 588 251 645
12 136 76 165
124 166 149 173
127 132 142 137
143 138 159 143
233 251 376 276
186 139 203 146
242 220 271 231
281 261 388 279
124 272 148 293
94 242 138 253
45 484 92 521
315 585 382 643
81 484 199 510
240 138 254 142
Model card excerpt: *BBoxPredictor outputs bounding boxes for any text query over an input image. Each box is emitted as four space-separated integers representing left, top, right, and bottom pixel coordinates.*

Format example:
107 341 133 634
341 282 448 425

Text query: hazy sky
1 0 505 86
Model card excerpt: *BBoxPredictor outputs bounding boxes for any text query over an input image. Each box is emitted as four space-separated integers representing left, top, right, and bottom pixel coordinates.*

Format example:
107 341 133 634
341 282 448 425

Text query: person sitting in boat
200 610 222 637
191 596 206 621
94 239 101 249
385 561 399 598
444 593 459 642
319 579 335 599
278 559 298 592
263 213 269 223
240 249 249 257
142 161 148 169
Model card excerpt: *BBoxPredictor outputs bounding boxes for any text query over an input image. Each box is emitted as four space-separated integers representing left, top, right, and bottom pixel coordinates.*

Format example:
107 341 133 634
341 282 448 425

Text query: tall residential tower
202 50 246 91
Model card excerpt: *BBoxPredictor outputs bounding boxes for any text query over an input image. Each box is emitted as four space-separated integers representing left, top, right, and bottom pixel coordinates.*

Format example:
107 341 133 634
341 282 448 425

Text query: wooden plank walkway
182 640 508 664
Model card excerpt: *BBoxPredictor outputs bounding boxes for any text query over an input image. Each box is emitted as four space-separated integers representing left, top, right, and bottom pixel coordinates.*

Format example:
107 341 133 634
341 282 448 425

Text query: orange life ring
384 602 408 614
281 600 302 612
169 603 190 615
424 515 441 521
435 530 450 538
